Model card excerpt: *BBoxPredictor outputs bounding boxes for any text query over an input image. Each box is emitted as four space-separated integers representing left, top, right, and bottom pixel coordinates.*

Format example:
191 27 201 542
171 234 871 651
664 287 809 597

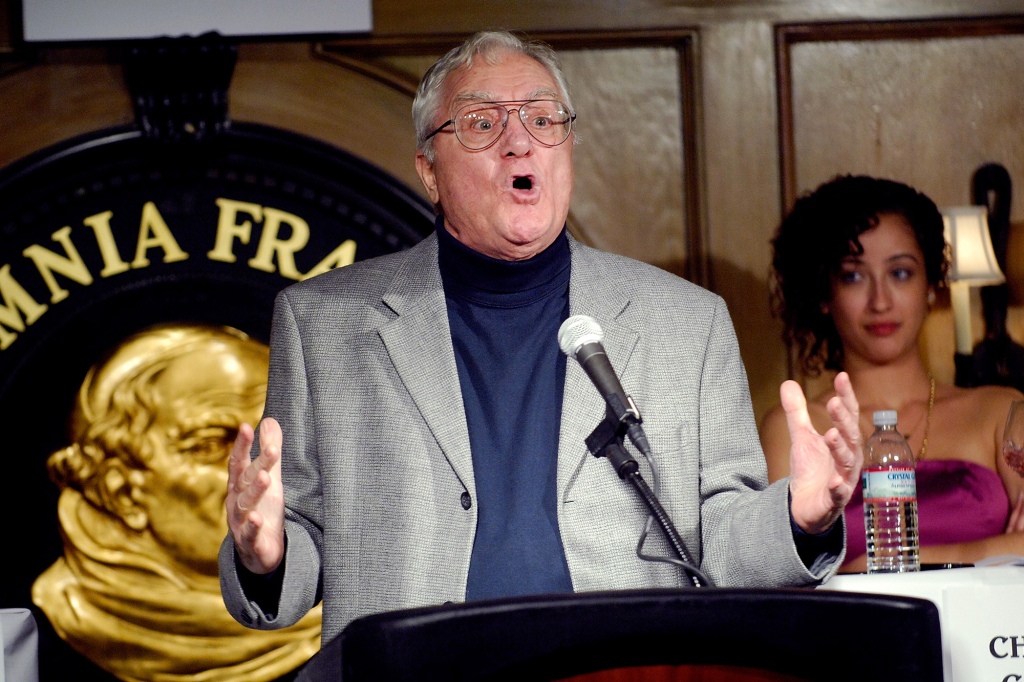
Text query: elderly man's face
416 51 574 261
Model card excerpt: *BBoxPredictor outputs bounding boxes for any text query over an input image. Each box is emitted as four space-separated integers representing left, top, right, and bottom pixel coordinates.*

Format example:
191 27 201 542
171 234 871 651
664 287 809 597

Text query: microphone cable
629 468 713 588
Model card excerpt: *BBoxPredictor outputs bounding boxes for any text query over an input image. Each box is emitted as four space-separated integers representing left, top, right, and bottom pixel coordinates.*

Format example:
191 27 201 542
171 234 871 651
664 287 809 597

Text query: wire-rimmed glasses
424 99 575 151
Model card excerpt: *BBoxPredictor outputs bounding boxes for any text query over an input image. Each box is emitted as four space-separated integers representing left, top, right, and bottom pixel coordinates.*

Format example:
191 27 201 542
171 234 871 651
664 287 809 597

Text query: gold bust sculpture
32 323 321 682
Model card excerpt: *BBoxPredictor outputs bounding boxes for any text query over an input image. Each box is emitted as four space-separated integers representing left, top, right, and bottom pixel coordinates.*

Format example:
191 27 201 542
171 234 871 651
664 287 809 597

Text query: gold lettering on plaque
0 197 361 351
131 201 189 267
83 210 131 278
249 206 309 280
22 226 94 304
304 239 357 279
208 198 262 264
0 265 47 350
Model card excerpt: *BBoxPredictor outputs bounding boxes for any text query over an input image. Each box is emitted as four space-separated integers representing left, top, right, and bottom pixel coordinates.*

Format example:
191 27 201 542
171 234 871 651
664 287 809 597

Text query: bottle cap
872 409 898 426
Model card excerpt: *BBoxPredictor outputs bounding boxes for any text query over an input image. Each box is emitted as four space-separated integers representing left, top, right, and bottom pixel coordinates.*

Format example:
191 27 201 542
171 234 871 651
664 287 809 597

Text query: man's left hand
781 371 863 535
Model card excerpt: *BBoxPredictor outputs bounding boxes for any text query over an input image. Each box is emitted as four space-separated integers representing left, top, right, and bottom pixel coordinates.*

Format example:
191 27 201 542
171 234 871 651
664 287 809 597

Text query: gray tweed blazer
219 233 841 642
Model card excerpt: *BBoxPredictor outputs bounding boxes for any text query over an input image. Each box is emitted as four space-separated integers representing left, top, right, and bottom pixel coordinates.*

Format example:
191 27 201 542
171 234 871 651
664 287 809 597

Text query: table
820 566 1024 682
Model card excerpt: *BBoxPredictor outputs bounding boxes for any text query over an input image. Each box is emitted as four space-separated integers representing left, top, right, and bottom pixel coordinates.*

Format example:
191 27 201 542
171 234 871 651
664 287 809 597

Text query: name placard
947 582 1024 681
822 566 1024 682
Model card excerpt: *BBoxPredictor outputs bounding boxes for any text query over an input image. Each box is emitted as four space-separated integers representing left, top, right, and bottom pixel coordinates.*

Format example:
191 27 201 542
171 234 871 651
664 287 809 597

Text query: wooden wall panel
560 46 687 275
232 43 424 195
701 20 786 422
0 61 132 168
5 3 1024 424
777 17 1024 395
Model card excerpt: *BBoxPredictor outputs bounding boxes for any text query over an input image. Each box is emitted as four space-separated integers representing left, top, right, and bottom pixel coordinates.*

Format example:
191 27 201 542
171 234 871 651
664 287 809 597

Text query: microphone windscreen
557 315 604 356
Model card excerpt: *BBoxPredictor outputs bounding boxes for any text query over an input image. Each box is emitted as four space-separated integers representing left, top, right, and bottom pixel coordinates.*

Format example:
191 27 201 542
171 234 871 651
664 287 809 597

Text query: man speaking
219 29 863 645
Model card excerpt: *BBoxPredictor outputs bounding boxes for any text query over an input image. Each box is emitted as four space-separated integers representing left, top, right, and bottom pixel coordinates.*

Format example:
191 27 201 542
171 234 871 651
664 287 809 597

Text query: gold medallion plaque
0 123 432 680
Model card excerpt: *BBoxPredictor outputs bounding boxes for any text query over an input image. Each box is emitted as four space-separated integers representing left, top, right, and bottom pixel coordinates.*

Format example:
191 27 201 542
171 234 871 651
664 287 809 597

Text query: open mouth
512 176 534 190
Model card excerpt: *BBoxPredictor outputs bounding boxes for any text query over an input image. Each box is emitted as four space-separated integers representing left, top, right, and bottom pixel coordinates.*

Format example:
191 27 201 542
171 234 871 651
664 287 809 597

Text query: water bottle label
862 467 917 501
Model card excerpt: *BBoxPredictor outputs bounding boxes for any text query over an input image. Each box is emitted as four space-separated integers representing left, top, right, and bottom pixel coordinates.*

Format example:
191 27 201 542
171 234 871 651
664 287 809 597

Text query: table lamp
942 205 1006 354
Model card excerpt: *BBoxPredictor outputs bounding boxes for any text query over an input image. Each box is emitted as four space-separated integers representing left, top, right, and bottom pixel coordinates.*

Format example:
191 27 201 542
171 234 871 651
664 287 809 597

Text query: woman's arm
917 529 1024 565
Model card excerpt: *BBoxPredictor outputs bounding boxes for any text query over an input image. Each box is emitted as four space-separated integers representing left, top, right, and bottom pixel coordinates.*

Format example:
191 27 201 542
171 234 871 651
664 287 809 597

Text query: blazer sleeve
219 289 325 630
696 296 843 587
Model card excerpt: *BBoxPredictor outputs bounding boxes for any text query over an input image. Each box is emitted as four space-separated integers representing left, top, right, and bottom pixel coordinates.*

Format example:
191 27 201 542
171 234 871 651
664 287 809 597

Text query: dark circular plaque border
0 122 433 680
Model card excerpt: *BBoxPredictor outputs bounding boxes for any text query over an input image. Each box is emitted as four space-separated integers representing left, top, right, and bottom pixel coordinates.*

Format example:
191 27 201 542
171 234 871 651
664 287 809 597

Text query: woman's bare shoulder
935 383 1023 466
946 383 1023 421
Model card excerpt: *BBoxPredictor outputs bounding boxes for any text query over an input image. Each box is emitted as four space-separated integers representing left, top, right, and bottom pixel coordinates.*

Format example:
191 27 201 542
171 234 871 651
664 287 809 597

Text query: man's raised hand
783 371 863 535
226 418 286 574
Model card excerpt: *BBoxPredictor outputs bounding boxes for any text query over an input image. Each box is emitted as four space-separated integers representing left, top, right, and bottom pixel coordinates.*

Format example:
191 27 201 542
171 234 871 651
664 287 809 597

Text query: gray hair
412 30 576 162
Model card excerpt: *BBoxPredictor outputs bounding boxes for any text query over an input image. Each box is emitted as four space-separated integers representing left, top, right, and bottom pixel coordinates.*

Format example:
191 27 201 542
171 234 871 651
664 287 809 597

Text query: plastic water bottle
863 410 920 573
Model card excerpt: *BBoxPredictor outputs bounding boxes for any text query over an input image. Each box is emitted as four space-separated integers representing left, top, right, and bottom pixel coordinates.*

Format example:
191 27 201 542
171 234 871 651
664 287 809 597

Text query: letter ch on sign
0 197 357 350
991 635 1024 658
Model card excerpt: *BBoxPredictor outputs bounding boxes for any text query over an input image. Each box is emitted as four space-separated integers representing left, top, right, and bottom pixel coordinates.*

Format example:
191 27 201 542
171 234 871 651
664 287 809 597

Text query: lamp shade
943 206 1006 286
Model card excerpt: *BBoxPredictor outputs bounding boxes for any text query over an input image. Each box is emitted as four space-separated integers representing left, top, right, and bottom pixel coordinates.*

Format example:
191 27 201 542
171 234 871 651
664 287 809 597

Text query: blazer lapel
558 239 639 494
377 236 476 493
374 235 640 498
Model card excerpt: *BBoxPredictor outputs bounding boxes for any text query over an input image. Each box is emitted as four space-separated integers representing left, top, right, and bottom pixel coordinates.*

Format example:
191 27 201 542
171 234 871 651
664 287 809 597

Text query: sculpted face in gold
56 324 269 574
34 324 322 681
134 333 268 571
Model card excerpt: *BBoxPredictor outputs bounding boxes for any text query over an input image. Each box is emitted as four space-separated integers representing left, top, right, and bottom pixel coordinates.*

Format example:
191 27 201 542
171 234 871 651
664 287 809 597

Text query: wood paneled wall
3 0 1024 422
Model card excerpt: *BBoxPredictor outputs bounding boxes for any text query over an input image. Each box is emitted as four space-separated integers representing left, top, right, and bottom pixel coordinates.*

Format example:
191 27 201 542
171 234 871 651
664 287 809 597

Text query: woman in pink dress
760 174 1024 571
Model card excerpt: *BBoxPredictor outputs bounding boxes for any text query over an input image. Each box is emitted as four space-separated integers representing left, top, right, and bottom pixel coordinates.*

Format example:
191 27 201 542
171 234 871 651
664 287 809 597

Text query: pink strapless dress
844 459 1010 561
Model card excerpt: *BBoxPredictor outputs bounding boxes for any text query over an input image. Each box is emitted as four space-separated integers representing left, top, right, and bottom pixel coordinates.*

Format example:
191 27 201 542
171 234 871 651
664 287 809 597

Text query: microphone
557 315 652 457
558 316 706 586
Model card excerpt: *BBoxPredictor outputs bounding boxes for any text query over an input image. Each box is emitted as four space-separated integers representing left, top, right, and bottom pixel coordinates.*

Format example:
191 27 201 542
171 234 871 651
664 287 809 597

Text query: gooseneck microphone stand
584 393 710 588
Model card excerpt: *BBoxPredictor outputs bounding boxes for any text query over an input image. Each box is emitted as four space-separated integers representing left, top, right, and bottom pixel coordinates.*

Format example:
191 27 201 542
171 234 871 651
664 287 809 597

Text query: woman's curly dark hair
770 175 948 376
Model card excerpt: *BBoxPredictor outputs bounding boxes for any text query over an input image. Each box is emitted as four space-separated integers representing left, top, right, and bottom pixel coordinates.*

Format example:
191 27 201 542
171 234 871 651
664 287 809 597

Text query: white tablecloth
0 608 39 682
820 566 1024 682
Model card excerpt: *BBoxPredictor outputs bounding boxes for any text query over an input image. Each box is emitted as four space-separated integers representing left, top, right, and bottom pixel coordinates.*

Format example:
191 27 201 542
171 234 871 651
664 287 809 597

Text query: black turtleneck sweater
436 218 574 600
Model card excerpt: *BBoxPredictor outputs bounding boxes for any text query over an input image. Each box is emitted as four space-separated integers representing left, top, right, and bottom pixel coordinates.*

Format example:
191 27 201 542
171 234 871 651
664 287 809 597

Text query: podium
295 588 943 681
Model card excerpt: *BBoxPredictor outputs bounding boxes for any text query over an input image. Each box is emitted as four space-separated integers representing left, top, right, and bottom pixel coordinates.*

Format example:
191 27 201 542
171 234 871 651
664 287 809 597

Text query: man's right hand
226 418 286 575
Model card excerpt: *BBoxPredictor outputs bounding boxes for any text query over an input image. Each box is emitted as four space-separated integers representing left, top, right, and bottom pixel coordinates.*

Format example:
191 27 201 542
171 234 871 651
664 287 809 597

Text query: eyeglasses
424 99 576 151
